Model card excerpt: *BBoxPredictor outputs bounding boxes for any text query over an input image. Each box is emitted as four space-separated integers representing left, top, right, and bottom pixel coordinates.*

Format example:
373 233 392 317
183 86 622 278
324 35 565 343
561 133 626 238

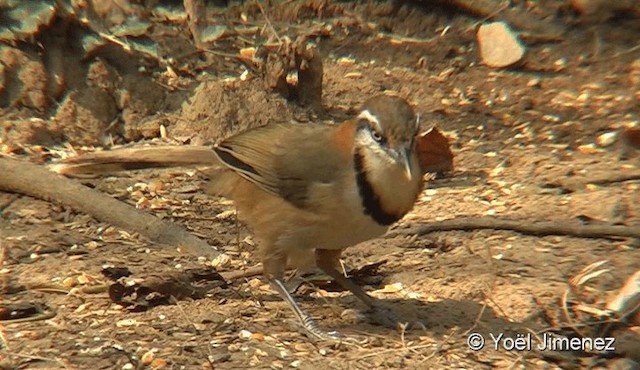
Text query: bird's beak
398 146 413 180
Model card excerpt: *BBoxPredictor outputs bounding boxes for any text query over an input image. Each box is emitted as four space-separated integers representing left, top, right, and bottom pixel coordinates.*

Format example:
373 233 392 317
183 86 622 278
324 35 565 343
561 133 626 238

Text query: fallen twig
0 304 56 324
0 157 217 257
220 265 264 281
561 171 640 191
439 0 563 36
396 217 640 239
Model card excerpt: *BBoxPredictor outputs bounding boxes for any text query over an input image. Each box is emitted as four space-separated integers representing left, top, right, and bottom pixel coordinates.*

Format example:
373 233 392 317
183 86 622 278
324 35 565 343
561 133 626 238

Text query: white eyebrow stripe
357 109 382 132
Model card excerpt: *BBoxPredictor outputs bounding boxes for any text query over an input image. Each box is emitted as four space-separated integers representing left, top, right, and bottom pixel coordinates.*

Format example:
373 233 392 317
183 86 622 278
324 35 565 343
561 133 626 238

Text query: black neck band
353 149 400 226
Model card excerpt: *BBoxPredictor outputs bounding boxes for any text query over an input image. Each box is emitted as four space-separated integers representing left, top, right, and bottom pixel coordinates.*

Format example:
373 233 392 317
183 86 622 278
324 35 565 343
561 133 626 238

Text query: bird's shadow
328 295 524 339
256 290 540 343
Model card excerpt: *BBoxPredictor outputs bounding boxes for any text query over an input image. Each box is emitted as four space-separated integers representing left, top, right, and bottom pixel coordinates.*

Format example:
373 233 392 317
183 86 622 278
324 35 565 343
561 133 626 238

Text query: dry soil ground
1 1 640 369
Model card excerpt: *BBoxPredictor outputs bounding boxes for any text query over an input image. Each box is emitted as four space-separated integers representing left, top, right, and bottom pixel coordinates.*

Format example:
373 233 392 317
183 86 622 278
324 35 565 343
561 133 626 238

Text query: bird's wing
213 123 347 209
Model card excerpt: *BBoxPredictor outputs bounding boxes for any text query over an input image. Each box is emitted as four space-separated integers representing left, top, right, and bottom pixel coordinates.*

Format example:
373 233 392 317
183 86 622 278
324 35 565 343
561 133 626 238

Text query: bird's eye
371 131 383 143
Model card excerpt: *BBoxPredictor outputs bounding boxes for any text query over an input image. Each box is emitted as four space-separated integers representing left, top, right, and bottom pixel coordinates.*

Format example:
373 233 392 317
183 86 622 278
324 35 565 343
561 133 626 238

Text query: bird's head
353 94 420 182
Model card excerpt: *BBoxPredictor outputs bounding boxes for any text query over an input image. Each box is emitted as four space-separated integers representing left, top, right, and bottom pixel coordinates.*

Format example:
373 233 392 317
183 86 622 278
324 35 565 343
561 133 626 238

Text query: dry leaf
416 127 454 174
377 282 404 293
621 127 640 159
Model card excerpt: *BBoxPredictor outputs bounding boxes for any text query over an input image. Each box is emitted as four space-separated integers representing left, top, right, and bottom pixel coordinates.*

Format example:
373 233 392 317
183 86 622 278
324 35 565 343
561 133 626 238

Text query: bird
56 94 425 339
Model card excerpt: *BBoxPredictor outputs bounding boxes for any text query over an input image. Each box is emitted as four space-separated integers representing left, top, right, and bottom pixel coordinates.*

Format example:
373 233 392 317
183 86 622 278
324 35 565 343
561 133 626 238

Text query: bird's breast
284 170 389 250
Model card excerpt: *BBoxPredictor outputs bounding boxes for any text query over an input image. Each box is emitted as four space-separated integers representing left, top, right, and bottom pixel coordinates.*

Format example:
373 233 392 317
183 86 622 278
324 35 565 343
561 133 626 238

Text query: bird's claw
300 317 342 341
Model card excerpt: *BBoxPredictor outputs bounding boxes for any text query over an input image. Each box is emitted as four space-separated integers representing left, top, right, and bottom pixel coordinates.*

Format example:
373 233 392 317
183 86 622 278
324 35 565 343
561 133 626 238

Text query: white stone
477 22 526 68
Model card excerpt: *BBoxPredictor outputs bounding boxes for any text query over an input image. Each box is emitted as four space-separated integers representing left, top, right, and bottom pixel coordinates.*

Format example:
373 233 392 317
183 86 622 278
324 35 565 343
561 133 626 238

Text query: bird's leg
315 249 376 307
315 249 401 328
268 278 339 340
263 249 339 340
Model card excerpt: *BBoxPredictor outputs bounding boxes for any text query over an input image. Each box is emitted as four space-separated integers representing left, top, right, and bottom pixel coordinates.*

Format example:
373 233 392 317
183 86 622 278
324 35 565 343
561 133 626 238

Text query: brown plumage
55 94 425 339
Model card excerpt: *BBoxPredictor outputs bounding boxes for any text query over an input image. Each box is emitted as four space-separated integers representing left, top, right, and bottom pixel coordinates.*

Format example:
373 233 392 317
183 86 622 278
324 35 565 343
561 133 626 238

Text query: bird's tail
50 146 219 177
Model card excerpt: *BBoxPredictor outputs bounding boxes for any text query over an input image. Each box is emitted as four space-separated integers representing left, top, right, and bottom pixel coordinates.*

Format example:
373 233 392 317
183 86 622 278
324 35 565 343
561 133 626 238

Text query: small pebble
477 21 525 68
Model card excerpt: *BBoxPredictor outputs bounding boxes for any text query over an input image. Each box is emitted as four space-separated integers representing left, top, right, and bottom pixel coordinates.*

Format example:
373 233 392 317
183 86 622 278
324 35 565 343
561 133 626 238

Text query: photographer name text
490 333 615 352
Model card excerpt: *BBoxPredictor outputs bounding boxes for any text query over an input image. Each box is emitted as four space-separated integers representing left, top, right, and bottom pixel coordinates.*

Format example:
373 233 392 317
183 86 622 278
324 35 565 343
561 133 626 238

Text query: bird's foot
299 316 342 341
270 278 343 341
